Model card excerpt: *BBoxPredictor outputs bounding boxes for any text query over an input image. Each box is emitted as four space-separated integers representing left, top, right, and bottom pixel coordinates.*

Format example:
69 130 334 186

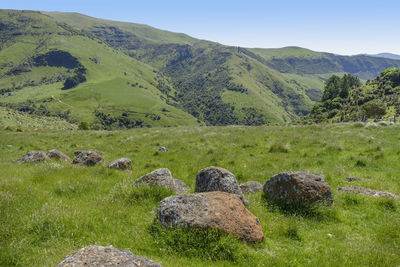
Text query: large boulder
56 244 162 267
240 181 263 194
18 151 49 163
73 150 104 166
338 186 398 199
46 149 71 162
195 166 248 204
134 168 188 194
108 158 132 170
158 191 264 243
263 171 333 206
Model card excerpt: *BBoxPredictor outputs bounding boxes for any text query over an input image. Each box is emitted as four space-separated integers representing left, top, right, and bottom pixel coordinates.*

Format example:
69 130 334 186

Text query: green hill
0 10 199 129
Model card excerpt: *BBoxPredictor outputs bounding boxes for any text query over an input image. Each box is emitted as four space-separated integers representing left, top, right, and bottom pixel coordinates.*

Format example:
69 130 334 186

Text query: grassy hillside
1 124 399 266
0 10 199 128
0 107 75 130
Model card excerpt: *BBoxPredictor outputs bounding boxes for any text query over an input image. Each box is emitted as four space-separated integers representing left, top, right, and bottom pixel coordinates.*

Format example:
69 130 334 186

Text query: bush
78 121 90 130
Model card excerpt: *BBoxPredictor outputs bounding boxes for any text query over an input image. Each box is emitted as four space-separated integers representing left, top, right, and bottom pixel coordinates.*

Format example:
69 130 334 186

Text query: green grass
1 123 400 266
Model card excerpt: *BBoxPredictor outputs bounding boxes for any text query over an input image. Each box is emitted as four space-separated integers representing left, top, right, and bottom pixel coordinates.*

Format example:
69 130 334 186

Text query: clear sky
2 0 400 55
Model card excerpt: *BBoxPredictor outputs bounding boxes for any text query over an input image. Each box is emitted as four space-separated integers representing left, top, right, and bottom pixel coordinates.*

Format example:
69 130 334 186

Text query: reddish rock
158 191 264 243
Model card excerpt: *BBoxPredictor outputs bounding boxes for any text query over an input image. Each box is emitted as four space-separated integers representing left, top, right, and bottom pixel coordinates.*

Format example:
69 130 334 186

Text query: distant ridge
356 53 400 60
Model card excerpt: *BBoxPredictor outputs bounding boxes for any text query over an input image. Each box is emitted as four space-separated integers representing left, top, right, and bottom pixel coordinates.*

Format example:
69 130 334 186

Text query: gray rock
73 150 104 166
338 186 398 199
158 191 264 243
344 177 367 182
108 158 132 170
240 181 263 194
56 244 162 267
263 171 333 206
195 166 248 204
18 151 49 163
46 149 71 162
135 168 188 194
158 146 168 152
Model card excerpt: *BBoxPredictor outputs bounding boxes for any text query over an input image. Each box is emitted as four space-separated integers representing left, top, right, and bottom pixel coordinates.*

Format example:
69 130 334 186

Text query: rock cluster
135 168 188 194
263 171 333 206
158 191 264 243
56 245 162 267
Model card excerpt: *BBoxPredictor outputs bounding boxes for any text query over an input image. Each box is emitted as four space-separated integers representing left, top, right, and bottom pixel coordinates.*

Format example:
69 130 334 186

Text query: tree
322 75 341 101
362 100 386 119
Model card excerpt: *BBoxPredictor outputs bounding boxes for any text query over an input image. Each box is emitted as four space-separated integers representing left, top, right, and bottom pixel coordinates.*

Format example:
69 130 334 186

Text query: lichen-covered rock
46 149 71 162
73 150 104 166
135 168 187 194
158 191 264 243
158 146 168 152
195 166 248 204
108 158 132 170
240 181 263 194
18 151 49 163
338 186 398 199
56 244 162 267
263 171 333 206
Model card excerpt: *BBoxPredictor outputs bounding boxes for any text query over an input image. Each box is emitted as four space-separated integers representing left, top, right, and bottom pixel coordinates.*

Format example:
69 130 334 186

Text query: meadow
1 123 399 266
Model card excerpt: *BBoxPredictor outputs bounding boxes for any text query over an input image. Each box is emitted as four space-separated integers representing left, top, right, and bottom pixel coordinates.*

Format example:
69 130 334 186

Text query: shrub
78 121 90 130
269 142 289 153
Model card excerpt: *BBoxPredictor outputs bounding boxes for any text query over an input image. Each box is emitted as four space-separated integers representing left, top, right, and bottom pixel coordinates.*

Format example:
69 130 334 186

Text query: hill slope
0 10 199 128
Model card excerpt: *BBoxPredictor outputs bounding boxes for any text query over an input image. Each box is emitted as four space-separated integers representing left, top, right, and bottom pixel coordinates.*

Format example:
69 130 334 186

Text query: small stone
108 158 132 170
338 186 398 199
56 244 162 267
158 146 168 152
240 181 263 194
344 177 367 182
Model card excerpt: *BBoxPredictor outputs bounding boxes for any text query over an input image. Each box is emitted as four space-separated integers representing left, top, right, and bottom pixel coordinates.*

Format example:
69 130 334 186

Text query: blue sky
2 0 400 55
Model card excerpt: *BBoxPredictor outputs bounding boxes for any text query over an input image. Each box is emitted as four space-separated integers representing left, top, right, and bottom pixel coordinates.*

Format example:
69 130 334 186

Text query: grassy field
1 123 399 266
